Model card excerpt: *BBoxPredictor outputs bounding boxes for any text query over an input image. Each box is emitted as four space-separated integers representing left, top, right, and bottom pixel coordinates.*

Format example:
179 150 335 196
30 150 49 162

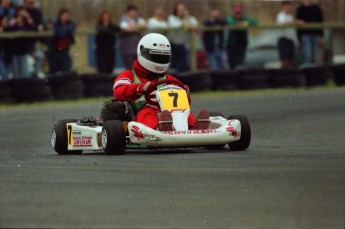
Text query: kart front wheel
228 115 251 151
52 119 82 155
102 120 126 155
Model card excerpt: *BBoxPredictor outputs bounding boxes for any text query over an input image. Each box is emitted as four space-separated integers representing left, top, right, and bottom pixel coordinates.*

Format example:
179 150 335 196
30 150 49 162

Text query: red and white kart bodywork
51 79 250 155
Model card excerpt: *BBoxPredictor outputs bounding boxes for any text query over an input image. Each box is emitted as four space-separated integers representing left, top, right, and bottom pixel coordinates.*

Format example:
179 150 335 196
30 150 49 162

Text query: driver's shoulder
165 74 178 80
116 70 135 81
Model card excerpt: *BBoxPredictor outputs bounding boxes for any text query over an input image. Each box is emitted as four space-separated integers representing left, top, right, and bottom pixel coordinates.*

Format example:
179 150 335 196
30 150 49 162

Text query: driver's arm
113 71 142 101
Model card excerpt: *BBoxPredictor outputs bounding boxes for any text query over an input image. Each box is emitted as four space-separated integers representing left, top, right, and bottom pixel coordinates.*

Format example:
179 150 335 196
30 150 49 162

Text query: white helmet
137 33 171 74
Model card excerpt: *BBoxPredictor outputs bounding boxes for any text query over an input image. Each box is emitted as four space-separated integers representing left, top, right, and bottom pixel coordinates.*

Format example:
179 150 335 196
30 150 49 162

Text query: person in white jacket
147 7 168 31
276 1 297 68
167 3 198 72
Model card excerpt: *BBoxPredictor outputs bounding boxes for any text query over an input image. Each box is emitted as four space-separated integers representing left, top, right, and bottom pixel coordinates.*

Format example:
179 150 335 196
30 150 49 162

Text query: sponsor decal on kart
226 120 238 137
131 125 158 141
73 137 92 146
162 129 218 135
131 126 144 140
73 131 82 135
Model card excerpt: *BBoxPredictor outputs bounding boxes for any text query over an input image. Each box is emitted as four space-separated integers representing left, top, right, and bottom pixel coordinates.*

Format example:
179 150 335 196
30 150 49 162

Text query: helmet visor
140 47 171 64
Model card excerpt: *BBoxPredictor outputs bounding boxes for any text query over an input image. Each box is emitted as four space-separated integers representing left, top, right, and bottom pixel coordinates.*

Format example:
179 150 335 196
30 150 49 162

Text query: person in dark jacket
296 0 324 64
23 0 42 30
4 7 36 78
95 10 120 73
226 3 257 69
0 0 15 79
0 0 15 20
24 0 45 77
119 4 146 69
46 8 76 74
203 9 226 70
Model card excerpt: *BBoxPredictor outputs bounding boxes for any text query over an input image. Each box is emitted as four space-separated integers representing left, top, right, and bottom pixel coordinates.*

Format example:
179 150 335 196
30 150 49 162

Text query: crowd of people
0 0 78 79
276 0 324 68
0 0 325 80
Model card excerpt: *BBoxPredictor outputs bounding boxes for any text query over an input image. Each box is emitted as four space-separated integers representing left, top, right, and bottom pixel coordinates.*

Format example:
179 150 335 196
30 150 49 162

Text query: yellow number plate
67 124 72 145
158 89 190 111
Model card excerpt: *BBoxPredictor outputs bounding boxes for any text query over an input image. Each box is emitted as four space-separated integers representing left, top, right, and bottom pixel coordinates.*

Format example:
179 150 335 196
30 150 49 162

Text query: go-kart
51 79 251 155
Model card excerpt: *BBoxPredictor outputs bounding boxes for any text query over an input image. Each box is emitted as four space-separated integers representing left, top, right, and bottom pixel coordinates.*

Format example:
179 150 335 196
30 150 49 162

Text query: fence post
188 30 197 71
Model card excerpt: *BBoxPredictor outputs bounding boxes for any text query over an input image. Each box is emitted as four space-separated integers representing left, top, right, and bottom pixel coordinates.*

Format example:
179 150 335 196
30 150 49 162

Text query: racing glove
135 82 155 96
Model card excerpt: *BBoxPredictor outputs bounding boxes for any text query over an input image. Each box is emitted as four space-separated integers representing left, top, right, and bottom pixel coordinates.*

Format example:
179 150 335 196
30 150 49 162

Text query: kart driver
113 33 209 131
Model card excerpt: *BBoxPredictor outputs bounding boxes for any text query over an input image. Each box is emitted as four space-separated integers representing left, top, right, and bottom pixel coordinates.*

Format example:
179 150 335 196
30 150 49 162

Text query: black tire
80 73 113 83
9 78 53 103
300 65 333 87
205 112 226 150
331 64 345 86
51 119 82 155
0 80 10 89
102 120 126 155
46 71 79 87
10 78 46 88
52 80 84 100
235 68 271 90
0 88 12 97
0 88 15 103
177 70 212 92
81 73 113 97
227 115 251 151
210 70 237 91
12 85 52 102
0 80 15 103
269 68 304 88
84 82 113 97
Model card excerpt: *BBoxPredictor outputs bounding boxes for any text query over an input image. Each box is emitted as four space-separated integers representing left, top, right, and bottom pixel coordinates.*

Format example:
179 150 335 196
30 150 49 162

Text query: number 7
168 93 178 107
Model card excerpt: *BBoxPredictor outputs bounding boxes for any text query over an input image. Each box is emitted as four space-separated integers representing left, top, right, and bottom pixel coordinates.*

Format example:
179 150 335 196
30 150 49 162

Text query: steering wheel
144 79 186 106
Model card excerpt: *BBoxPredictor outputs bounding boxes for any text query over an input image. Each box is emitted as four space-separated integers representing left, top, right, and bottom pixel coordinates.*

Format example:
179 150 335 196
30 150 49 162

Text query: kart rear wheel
205 112 226 150
228 115 251 151
52 119 82 155
102 120 126 155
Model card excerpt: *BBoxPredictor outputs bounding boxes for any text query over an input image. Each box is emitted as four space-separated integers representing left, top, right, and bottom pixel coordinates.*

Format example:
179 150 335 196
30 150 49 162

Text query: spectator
11 0 23 8
0 0 15 79
119 4 146 69
0 0 15 21
24 0 45 77
95 10 120 73
276 1 298 68
23 0 42 30
168 3 198 72
226 3 257 69
4 6 36 78
147 7 168 31
0 26 10 79
203 9 227 70
46 8 76 74
296 0 324 64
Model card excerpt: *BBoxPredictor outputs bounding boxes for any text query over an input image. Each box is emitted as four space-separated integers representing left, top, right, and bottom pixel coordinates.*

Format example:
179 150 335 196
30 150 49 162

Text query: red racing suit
113 59 195 129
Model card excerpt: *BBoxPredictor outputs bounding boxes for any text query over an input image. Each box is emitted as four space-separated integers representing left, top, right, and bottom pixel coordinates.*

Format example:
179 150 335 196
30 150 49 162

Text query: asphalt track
0 88 344 228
